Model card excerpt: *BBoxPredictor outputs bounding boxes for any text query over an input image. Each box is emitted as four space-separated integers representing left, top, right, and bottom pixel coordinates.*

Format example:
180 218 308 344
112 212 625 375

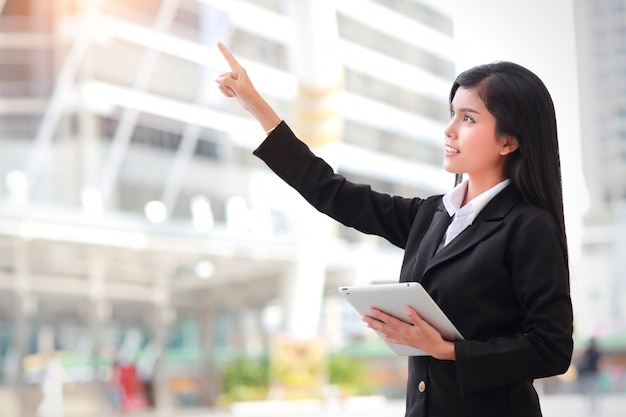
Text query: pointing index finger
217 41 240 70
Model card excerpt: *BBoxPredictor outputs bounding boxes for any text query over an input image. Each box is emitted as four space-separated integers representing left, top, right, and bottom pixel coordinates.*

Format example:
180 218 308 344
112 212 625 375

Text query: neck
465 175 506 204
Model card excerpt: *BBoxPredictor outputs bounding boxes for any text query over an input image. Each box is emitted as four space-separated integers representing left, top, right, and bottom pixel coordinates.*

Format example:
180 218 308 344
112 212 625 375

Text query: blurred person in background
104 346 147 412
105 346 123 412
36 352 67 417
215 41 573 417
117 355 145 411
578 337 602 414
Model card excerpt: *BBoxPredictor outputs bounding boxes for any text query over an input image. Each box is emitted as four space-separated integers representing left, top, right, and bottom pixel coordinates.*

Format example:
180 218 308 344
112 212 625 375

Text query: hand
215 41 259 111
362 307 456 360
215 41 281 132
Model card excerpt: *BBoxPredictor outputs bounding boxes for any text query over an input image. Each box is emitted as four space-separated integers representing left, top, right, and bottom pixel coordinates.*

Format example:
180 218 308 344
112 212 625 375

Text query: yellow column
286 0 344 148
293 82 344 149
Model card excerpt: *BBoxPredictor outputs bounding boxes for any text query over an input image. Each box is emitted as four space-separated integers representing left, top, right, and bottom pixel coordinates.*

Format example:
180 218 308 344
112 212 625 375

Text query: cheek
460 138 503 171
463 130 499 155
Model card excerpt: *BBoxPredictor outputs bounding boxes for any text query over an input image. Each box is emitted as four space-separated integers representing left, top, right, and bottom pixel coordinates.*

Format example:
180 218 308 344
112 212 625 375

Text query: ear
499 135 519 156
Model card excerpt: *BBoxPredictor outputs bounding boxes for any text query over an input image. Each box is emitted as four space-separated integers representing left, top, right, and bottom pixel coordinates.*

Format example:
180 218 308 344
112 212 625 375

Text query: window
338 15 455 78
369 0 454 35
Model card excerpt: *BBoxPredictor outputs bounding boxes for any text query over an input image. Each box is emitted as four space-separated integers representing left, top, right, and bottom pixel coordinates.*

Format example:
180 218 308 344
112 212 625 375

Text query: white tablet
338 282 464 356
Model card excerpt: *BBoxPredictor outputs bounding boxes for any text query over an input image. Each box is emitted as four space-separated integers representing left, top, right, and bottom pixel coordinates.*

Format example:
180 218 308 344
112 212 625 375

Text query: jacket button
418 380 426 392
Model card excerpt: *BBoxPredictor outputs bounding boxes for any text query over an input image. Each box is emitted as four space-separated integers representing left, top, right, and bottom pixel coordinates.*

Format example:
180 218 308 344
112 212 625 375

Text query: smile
445 146 459 153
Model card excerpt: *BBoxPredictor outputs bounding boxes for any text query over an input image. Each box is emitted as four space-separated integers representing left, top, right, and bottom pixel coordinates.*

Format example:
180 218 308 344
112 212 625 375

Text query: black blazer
254 121 573 417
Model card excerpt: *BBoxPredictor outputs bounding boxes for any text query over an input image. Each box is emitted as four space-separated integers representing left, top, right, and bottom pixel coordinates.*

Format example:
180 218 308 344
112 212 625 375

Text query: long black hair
450 62 568 266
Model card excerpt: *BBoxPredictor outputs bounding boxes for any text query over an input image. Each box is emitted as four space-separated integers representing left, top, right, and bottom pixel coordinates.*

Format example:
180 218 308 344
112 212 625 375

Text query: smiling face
443 86 518 190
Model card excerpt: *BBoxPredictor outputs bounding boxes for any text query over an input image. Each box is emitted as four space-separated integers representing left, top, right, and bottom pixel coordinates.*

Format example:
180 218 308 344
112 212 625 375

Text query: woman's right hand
215 41 282 133
215 41 258 111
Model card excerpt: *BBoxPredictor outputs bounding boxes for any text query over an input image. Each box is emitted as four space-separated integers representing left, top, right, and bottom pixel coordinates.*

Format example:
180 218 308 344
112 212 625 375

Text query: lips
445 145 459 153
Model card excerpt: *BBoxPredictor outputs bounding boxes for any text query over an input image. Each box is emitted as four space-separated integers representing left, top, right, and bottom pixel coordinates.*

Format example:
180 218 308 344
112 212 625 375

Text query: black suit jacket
254 121 573 417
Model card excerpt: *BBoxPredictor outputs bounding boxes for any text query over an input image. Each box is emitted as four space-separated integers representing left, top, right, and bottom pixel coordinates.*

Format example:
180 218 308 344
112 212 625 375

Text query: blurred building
0 0 455 414
574 0 626 342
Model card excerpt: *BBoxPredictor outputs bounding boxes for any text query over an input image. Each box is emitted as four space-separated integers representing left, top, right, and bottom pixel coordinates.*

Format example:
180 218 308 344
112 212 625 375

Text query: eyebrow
451 106 481 115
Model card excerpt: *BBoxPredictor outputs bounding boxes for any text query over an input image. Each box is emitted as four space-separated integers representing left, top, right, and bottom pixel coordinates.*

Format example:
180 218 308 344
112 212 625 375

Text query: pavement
122 394 626 417
541 393 624 417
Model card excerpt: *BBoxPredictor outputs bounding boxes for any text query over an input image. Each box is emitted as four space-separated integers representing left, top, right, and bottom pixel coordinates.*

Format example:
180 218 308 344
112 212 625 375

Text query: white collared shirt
441 178 511 246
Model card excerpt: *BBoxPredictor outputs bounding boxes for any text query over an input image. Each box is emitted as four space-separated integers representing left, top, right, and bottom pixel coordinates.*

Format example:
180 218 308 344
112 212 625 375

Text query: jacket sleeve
252 121 421 249
453 209 573 392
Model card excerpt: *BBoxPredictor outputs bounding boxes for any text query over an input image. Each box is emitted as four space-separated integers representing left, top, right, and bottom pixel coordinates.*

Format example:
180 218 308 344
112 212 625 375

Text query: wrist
264 124 279 136
249 97 281 134
436 341 456 361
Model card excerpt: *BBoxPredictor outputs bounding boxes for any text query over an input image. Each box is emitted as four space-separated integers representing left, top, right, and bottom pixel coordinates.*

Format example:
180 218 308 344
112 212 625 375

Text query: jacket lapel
423 185 522 277
409 204 452 282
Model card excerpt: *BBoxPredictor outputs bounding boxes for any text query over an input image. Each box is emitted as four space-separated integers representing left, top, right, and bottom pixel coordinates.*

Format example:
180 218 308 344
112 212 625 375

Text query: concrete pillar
279 207 331 340
232 305 247 353
13 295 36 417
271 1 343 341
613 211 626 322
150 304 175 415
200 307 218 406
221 304 261 359
12 240 35 417
78 53 105 219
246 306 266 358
87 257 109 406
323 296 344 350
286 0 344 148
150 265 174 416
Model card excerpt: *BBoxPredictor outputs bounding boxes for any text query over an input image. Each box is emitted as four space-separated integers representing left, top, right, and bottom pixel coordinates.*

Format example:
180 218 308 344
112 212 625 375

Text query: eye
463 114 475 123
449 108 455 118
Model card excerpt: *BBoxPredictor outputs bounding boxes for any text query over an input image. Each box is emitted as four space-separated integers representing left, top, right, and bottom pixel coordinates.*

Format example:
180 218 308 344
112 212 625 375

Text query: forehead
451 86 487 109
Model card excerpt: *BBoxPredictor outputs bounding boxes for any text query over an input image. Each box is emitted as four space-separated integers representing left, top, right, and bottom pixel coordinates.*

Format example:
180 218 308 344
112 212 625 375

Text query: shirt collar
442 178 511 223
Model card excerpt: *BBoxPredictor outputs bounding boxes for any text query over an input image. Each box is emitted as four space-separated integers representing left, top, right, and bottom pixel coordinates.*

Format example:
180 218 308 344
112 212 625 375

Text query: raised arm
215 41 282 134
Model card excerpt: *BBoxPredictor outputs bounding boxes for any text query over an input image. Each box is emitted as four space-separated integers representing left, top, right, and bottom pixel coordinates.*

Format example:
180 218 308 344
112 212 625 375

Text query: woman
215 42 573 417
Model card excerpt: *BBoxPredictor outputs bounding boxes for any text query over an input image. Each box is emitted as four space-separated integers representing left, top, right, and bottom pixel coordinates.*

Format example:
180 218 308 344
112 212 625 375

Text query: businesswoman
215 42 573 417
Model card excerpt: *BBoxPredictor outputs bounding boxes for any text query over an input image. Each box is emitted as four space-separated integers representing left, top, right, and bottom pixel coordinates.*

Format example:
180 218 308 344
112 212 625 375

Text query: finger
218 84 235 98
217 41 241 70
361 316 383 328
215 75 237 95
371 308 407 327
215 75 232 85
405 307 424 325
215 78 235 97
369 308 391 320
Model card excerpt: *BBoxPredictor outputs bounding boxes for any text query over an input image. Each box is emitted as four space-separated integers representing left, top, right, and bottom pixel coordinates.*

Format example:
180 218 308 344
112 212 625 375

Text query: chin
442 165 460 175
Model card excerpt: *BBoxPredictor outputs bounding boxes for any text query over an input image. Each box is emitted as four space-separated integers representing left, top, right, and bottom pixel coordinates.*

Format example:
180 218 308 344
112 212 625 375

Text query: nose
444 119 456 140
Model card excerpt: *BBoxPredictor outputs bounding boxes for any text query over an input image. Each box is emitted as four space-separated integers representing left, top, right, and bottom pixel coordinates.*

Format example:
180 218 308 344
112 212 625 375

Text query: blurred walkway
115 394 626 417
541 393 625 417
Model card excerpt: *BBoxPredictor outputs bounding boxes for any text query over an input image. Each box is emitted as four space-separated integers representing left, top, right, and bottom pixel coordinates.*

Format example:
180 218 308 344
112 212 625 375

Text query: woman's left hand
362 307 456 360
